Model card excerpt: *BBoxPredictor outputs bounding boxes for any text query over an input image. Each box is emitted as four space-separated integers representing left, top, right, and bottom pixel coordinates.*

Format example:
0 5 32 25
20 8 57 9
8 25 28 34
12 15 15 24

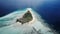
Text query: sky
0 0 60 33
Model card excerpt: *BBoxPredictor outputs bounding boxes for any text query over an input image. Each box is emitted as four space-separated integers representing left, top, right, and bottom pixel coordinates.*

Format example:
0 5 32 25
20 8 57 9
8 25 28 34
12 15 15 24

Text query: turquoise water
0 8 57 34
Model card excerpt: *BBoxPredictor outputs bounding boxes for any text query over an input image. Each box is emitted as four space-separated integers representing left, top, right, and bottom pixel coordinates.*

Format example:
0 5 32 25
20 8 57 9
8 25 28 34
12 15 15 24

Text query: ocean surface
0 0 60 33
0 8 58 34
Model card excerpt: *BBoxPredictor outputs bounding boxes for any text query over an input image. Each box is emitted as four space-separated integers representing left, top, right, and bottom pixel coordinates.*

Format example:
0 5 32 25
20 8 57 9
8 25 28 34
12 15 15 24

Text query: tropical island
16 10 33 24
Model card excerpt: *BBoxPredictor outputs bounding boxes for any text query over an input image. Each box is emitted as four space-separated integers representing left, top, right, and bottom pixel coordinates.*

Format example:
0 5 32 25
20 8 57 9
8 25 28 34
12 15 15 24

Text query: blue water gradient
0 0 60 33
0 8 58 34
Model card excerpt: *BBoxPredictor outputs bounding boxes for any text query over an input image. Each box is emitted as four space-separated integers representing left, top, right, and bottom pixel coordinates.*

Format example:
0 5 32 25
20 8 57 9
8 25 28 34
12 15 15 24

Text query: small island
16 10 33 24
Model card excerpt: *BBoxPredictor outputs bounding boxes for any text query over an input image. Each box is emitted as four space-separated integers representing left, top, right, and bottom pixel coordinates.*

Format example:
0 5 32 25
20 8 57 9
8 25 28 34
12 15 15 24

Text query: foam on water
0 8 58 34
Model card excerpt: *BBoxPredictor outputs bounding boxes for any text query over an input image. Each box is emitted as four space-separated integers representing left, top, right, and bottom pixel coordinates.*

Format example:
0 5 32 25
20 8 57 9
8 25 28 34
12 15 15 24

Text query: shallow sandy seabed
0 8 58 34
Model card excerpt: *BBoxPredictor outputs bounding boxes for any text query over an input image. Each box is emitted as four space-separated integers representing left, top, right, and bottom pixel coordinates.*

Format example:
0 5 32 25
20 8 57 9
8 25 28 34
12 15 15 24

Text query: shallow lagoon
0 8 57 34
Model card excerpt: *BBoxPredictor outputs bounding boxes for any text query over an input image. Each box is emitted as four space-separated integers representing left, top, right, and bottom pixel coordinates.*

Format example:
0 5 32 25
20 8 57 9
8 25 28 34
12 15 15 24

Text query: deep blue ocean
0 0 60 33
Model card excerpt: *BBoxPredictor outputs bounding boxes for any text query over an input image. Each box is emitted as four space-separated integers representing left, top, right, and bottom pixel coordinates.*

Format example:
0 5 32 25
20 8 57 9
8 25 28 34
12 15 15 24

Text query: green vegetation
16 11 33 24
